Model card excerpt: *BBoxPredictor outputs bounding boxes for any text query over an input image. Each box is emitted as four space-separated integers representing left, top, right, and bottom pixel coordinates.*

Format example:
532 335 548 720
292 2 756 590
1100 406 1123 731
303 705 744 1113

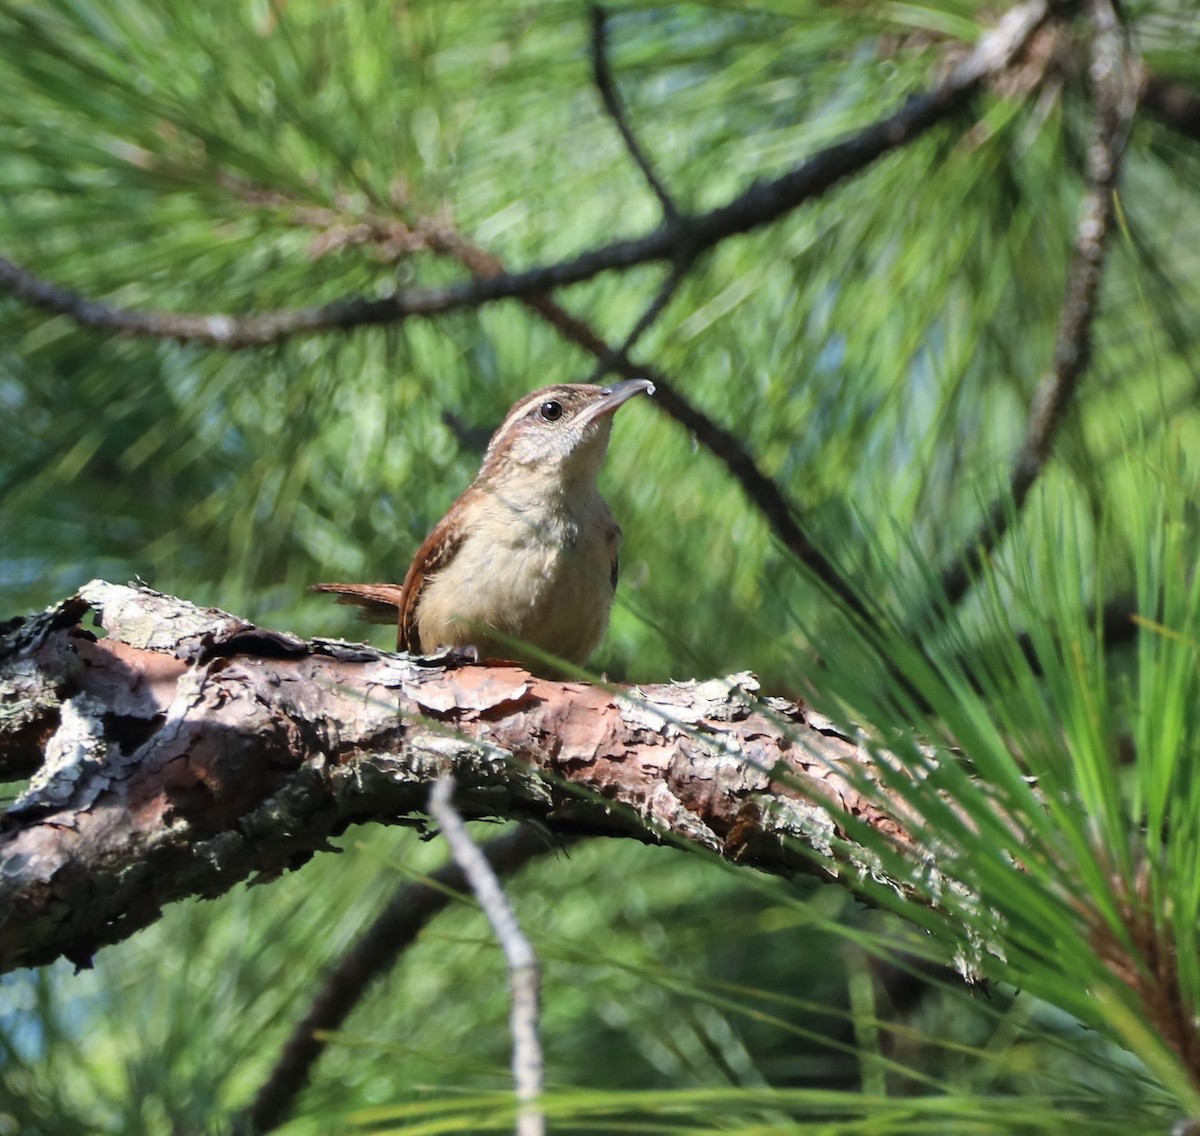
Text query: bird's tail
310 582 406 625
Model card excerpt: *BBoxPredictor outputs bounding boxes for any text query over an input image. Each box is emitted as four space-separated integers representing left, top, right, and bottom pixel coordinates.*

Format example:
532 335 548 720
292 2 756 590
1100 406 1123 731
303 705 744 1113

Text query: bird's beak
577 379 655 428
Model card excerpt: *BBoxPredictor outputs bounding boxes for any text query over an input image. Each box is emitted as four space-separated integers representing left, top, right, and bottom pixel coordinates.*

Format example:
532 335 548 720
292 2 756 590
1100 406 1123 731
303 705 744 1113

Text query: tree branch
416 222 873 623
584 254 692 385
0 581 944 976
235 827 559 1136
935 0 1135 611
0 1 1047 347
589 4 680 225
1142 72 1200 146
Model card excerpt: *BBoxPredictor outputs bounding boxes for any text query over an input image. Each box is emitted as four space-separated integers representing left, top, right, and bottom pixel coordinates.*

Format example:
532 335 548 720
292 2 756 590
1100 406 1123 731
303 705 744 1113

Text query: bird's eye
539 400 564 422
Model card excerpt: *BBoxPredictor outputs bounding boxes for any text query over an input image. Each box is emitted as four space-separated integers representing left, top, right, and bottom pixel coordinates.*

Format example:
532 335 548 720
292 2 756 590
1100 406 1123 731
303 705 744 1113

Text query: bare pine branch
584 254 692 385
589 4 680 225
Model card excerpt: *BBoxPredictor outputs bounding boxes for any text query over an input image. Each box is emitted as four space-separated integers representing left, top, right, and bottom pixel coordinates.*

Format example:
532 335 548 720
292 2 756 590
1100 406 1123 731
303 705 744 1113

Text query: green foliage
5 0 1200 1132
794 444 1200 1110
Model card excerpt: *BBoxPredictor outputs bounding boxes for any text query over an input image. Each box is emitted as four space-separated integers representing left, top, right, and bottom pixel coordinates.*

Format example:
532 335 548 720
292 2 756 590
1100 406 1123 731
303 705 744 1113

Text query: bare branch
1142 72 1200 147
429 779 544 1136
0 1 1048 348
589 4 680 224
935 0 1135 611
237 826 558 1136
648 376 881 623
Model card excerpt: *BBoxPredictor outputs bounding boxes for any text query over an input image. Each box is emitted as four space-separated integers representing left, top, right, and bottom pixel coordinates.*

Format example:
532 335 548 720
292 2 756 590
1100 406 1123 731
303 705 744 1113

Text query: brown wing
394 497 471 651
310 582 407 624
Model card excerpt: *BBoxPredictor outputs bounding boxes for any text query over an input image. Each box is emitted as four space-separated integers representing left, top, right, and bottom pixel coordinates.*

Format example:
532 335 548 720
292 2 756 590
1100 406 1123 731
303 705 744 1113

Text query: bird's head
480 379 654 488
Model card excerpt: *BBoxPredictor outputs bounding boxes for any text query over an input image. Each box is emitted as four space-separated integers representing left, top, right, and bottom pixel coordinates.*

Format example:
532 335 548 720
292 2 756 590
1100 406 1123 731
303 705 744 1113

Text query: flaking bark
1 581 927 975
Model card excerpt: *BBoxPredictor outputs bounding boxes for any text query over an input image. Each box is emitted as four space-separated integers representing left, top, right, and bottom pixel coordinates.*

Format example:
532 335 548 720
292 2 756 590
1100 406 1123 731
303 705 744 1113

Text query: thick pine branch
0 581 939 975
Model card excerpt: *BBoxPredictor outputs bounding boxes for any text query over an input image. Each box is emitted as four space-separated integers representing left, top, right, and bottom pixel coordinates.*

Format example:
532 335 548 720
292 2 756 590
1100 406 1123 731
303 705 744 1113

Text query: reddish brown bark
0 581 918 975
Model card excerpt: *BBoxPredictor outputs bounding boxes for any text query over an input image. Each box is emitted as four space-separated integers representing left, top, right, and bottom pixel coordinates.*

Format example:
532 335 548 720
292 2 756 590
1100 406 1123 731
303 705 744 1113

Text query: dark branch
237 827 558 1136
528 271 875 620
387 223 872 622
0 1 1047 348
584 254 692 385
546 281 878 621
589 4 680 224
935 0 1134 611
1142 73 1200 147
651 377 878 622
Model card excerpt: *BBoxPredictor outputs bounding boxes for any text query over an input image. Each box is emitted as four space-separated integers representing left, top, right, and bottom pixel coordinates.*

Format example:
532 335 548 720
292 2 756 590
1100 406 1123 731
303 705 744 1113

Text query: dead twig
234 827 559 1136
590 4 680 225
584 253 693 385
429 778 545 1136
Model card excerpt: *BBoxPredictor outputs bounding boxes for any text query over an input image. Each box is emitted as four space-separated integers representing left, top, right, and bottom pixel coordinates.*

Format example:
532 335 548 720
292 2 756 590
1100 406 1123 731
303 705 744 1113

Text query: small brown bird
315 379 654 668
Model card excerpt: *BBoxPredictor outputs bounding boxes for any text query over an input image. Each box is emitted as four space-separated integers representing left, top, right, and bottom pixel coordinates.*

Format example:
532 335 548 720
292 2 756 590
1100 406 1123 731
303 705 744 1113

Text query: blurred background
3 1 1200 1132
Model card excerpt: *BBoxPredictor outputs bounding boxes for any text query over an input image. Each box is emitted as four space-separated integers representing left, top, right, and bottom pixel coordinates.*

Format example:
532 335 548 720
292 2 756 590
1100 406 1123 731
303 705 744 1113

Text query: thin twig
234 826 559 1136
585 253 692 385
422 224 874 619
590 4 680 224
0 1 1048 348
428 778 545 1136
934 0 1135 611
1142 72 1200 146
438 218 871 617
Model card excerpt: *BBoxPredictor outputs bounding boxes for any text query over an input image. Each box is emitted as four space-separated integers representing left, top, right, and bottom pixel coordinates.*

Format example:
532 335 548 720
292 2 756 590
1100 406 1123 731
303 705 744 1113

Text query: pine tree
3 1 1200 1132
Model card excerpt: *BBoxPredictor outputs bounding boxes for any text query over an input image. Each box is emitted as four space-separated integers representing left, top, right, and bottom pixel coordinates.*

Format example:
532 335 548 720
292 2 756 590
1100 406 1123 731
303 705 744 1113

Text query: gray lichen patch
618 672 762 735
79 580 250 653
762 793 840 863
0 659 64 779
14 694 110 814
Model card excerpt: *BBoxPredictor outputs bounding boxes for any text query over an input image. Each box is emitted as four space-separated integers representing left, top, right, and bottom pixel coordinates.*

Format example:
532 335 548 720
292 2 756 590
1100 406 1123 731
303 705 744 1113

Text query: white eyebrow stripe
494 386 580 434
503 391 552 423
481 385 604 470
483 390 554 464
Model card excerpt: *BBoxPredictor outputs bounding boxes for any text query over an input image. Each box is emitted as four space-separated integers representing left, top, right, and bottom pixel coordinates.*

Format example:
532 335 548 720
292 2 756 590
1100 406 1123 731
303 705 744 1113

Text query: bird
314 379 654 670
